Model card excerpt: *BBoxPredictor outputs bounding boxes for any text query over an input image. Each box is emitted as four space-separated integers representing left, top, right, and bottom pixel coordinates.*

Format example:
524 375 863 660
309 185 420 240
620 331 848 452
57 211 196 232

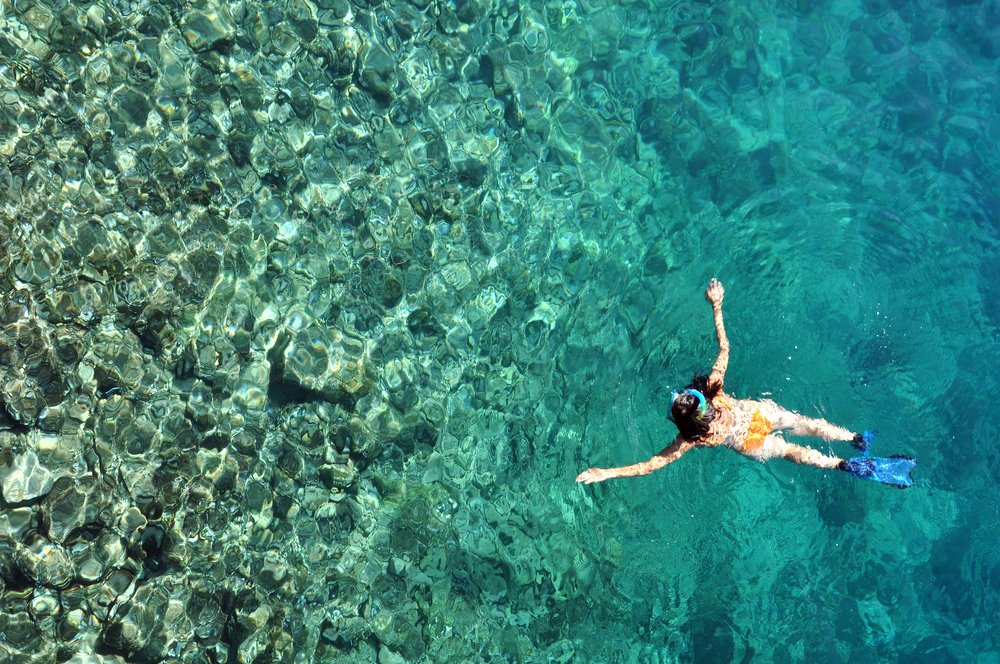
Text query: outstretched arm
705 278 729 392
576 437 695 484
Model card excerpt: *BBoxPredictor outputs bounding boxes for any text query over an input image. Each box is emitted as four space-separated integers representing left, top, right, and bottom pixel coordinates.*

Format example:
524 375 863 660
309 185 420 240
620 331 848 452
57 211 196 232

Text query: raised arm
576 437 695 484
705 278 729 393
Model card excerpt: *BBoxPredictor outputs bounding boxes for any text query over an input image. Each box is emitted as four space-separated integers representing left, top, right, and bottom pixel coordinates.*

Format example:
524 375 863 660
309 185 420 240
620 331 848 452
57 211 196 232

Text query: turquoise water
0 0 998 661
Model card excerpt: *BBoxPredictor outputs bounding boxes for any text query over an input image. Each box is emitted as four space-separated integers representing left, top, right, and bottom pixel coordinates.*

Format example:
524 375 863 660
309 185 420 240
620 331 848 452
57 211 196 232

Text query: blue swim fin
841 455 917 489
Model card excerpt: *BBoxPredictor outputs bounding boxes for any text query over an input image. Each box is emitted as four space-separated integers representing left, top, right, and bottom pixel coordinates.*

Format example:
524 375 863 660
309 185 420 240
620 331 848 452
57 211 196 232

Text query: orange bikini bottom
742 409 772 453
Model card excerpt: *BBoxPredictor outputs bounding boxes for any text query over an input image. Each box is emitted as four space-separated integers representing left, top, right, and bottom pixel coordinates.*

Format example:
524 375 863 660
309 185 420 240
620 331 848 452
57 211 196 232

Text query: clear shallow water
0 0 997 661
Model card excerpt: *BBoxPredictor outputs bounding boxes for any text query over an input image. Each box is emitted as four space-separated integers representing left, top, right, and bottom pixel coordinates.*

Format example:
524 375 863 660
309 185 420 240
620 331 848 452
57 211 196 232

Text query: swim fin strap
841 455 917 489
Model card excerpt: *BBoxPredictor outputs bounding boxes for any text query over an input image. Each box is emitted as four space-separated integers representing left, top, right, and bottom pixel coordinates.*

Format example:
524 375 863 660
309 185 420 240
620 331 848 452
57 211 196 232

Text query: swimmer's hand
705 278 724 306
576 468 612 484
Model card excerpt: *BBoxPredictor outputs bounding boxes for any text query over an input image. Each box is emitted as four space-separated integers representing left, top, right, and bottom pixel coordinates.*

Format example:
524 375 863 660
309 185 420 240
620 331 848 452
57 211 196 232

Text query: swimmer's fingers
576 468 610 484
705 278 725 304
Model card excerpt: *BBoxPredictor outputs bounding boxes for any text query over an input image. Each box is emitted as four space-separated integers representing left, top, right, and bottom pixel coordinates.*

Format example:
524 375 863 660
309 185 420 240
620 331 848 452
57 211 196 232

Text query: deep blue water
563 1 1000 661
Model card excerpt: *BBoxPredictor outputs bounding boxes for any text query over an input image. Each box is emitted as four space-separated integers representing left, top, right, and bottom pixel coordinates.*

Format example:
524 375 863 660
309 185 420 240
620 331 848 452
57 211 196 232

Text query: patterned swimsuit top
703 394 773 453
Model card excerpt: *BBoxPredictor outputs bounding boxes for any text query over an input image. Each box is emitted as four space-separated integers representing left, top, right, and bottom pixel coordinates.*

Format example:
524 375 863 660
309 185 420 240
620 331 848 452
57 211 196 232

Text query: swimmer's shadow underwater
576 279 917 489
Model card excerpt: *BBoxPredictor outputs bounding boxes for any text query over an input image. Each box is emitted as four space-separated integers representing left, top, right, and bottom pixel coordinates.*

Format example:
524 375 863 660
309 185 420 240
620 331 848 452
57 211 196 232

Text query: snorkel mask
668 388 708 422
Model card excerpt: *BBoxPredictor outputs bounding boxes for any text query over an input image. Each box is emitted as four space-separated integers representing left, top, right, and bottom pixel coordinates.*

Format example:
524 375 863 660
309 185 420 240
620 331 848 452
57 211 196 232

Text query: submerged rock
0 449 54 503
13 534 75 589
64 654 129 664
43 476 116 543
276 325 372 402
180 4 236 52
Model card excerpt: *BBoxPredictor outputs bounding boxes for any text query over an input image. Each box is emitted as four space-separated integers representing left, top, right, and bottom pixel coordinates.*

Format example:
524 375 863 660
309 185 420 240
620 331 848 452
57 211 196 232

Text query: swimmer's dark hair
671 374 718 441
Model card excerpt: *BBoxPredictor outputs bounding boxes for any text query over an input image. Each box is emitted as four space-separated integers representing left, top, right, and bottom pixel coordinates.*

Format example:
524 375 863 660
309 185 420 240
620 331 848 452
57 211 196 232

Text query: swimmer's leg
756 435 843 470
785 415 875 453
755 435 916 487
759 401 859 444
786 415 854 442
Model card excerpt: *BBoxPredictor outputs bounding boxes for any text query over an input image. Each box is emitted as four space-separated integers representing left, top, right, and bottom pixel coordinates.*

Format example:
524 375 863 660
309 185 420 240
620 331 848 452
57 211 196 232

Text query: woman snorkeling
576 279 917 488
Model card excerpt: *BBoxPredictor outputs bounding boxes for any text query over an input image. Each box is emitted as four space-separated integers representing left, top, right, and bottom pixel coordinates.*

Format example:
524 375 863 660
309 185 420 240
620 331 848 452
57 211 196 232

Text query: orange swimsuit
742 409 772 453
706 394 773 452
